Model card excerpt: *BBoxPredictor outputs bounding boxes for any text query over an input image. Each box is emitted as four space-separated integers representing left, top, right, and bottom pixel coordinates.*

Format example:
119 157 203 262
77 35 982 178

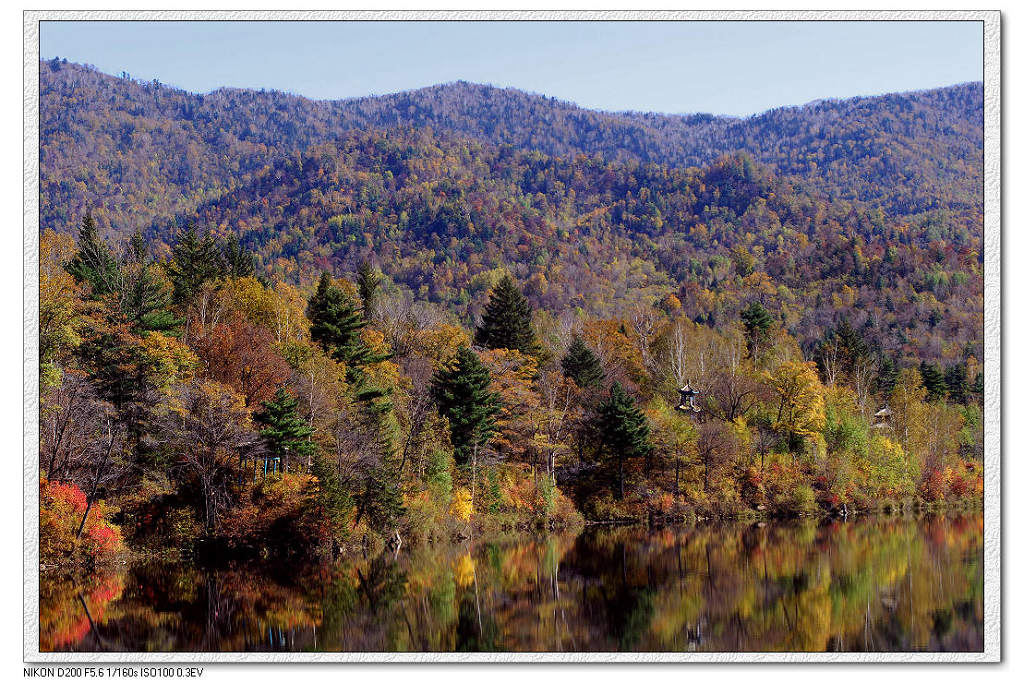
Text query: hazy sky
39 20 983 117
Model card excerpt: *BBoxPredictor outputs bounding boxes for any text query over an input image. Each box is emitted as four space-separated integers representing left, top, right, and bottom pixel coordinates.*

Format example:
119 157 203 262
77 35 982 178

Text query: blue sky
39 20 982 117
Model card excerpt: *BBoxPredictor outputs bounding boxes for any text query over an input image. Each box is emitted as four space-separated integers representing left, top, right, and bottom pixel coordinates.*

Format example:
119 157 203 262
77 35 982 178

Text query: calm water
41 514 983 653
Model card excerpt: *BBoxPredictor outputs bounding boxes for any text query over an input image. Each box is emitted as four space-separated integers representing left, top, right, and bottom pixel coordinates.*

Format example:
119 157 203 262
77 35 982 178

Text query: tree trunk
617 453 625 500
76 419 114 539
471 443 478 520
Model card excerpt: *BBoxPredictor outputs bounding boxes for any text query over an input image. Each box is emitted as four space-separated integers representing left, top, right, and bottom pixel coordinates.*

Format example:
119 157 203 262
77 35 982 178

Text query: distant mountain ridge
40 59 981 238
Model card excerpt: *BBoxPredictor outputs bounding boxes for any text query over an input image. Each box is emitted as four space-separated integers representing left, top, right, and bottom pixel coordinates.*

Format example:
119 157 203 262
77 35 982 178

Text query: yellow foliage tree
768 360 826 453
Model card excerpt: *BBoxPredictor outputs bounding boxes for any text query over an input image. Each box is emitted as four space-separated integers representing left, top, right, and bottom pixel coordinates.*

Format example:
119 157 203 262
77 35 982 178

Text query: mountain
40 59 982 239
163 127 979 363
37 59 983 364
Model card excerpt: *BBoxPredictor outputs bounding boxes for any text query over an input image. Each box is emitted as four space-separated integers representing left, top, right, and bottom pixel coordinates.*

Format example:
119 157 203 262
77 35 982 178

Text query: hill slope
158 127 980 364
40 59 982 238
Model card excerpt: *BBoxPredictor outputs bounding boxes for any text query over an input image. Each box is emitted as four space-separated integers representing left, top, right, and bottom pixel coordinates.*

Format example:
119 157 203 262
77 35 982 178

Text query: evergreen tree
919 361 948 402
307 272 400 531
222 233 256 279
836 317 870 376
561 335 605 389
165 225 225 307
875 354 899 397
66 212 118 297
431 346 501 468
253 387 316 471
474 275 538 354
356 260 381 321
308 272 382 368
598 382 652 500
944 362 970 405
119 230 181 335
308 450 352 533
740 301 773 360
360 409 405 537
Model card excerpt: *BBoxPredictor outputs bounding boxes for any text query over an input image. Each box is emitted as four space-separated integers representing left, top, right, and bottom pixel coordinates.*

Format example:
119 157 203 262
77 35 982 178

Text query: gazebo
871 406 892 429
676 382 702 413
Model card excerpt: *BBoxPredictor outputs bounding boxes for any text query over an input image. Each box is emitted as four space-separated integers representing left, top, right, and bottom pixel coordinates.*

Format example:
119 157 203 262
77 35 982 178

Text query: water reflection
40 514 983 653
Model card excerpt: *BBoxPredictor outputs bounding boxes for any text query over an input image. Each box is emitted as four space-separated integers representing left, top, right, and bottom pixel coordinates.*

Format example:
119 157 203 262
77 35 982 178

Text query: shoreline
38 500 982 573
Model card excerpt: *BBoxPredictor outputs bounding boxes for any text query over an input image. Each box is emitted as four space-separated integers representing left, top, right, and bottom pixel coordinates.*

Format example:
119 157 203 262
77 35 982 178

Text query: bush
40 477 124 566
788 484 818 515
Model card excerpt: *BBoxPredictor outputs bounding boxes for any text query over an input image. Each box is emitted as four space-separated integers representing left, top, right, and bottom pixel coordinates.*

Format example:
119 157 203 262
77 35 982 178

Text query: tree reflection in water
40 513 983 653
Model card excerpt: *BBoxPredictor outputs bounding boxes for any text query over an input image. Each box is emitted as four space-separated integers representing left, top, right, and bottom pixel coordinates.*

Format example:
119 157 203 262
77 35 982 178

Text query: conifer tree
474 275 538 354
598 382 653 500
307 272 401 532
165 225 224 307
944 362 969 405
66 212 118 297
222 233 256 279
308 272 382 368
356 260 381 321
253 387 316 471
432 346 501 467
360 409 405 537
432 346 501 511
120 230 181 335
919 361 948 402
875 354 899 398
561 335 605 389
740 301 773 360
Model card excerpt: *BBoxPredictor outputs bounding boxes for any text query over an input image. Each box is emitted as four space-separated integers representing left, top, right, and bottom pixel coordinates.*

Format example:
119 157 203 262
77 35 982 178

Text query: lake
40 513 983 653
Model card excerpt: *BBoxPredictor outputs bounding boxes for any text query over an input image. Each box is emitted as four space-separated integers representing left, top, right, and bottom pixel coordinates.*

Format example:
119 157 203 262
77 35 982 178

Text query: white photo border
22 8 1002 663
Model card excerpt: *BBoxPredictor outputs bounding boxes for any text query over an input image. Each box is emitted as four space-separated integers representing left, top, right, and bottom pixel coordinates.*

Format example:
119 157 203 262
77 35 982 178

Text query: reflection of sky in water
41 513 983 653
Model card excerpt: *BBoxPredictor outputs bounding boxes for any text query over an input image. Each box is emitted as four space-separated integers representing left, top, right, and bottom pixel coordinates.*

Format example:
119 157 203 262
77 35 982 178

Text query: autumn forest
38 58 983 570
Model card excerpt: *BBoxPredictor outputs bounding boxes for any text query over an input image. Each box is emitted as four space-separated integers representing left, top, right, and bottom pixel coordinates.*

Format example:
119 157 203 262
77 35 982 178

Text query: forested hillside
172 128 980 367
38 58 985 565
40 59 982 236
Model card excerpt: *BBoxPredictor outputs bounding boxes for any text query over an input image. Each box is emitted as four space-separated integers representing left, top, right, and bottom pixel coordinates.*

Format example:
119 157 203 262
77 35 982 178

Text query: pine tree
561 335 605 389
431 346 502 513
222 233 256 279
307 272 400 532
253 387 316 471
308 272 382 368
875 354 899 397
740 301 773 361
165 225 225 307
119 230 181 335
598 382 652 500
360 409 405 537
836 317 870 375
356 260 381 321
919 361 947 402
309 450 352 532
66 212 118 297
944 362 970 405
474 275 538 354
432 346 501 467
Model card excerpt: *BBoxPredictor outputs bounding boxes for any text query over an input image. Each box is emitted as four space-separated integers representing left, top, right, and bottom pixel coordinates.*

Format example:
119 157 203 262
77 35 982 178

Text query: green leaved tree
66 212 118 297
431 346 501 509
119 230 181 335
598 382 653 500
474 275 538 355
740 301 774 362
561 335 605 389
222 233 256 279
165 225 224 308
356 260 381 321
253 387 316 472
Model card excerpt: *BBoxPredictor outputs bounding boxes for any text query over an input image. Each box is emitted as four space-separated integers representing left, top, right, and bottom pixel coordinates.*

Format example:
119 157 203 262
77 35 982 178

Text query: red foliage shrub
39 477 124 565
